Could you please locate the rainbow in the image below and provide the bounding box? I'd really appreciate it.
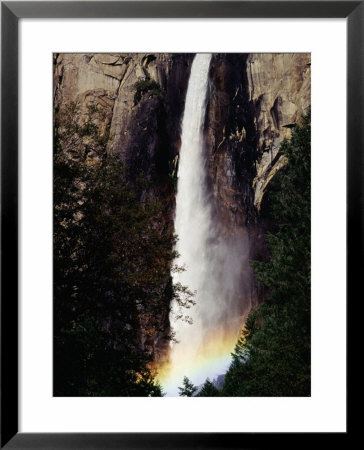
[157,326,242,396]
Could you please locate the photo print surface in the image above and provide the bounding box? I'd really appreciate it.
[53,53,311,397]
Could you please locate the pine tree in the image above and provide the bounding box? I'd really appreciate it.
[222,109,311,397]
[197,378,220,397]
[178,376,198,397]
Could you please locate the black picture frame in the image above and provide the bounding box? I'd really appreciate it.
[1,1,357,448]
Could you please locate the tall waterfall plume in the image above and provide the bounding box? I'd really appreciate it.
[161,53,252,396]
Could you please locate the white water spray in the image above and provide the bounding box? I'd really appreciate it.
[163,54,251,396]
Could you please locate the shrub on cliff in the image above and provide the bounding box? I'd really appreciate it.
[134,78,162,105]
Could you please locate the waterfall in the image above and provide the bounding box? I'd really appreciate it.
[162,54,251,396]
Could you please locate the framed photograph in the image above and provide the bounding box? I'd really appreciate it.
[1,1,356,448]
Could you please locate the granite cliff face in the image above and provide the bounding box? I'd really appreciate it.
[54,52,310,355]
[54,52,310,216]
[204,53,310,274]
[205,53,310,221]
[246,53,311,210]
[54,53,193,196]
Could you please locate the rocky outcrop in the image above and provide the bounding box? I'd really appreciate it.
[247,53,311,210]
[54,53,122,139]
[205,53,310,226]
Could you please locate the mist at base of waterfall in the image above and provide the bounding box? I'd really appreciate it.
[161,53,252,396]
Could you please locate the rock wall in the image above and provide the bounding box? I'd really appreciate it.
[247,53,311,210]
[205,53,310,220]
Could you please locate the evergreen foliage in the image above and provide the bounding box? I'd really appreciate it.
[178,376,198,397]
[222,109,311,397]
[196,378,220,397]
[54,102,191,396]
